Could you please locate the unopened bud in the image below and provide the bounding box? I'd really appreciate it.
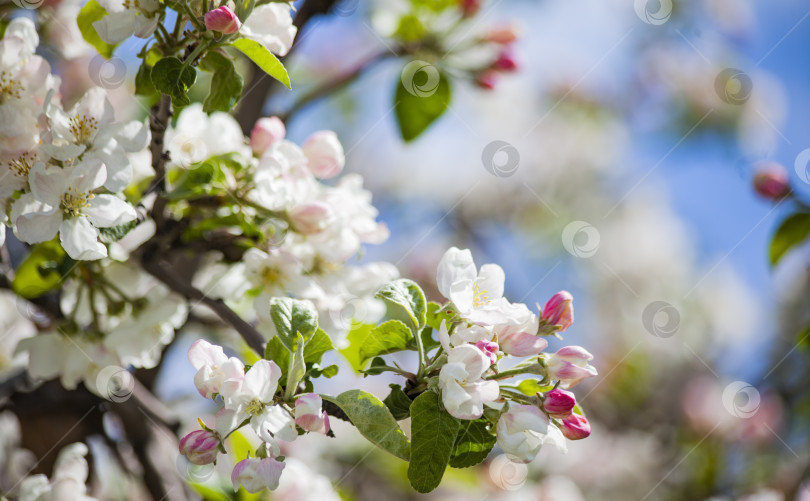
[179,430,220,465]
[475,70,498,90]
[542,388,576,419]
[204,6,241,35]
[541,291,573,332]
[560,413,591,440]
[753,163,791,200]
[250,116,286,155]
[288,201,334,235]
[492,50,518,72]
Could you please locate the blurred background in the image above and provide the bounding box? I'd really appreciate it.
[4,0,810,499]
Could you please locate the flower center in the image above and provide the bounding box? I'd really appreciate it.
[69,115,99,144]
[0,71,23,102]
[61,187,94,217]
[261,266,281,284]
[472,282,490,308]
[246,398,264,416]
[7,152,35,179]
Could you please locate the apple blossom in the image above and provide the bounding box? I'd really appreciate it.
[18,443,96,501]
[289,201,334,235]
[439,344,500,419]
[494,305,548,356]
[241,3,298,57]
[188,339,245,399]
[560,413,591,440]
[232,456,286,493]
[496,404,567,463]
[205,6,242,34]
[545,346,598,388]
[219,359,297,442]
[251,116,287,155]
[92,0,160,44]
[436,247,516,325]
[179,430,221,465]
[295,393,331,434]
[302,131,346,179]
[543,389,576,419]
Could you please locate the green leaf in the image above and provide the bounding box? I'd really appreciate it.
[77,0,117,59]
[394,65,451,142]
[269,297,318,349]
[264,336,289,376]
[770,213,810,266]
[304,328,334,364]
[135,63,157,98]
[230,38,291,89]
[515,379,552,396]
[200,51,243,113]
[424,301,451,331]
[97,221,136,244]
[313,363,339,378]
[407,391,460,493]
[322,390,410,461]
[340,323,373,372]
[448,419,495,468]
[376,279,427,331]
[12,240,72,299]
[360,320,413,364]
[166,159,227,200]
[285,332,306,400]
[383,384,413,420]
[151,56,197,108]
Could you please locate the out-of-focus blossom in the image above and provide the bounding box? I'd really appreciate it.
[232,456,286,493]
[241,3,297,57]
[496,404,567,463]
[753,162,791,200]
[251,116,286,155]
[302,131,345,179]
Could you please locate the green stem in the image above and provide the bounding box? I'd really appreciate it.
[413,322,426,379]
[499,388,536,405]
[485,363,544,381]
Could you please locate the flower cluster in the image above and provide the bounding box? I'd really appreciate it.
[16,262,188,395]
[0,19,147,261]
[179,338,331,493]
[434,247,597,462]
[17,442,96,501]
[168,105,396,340]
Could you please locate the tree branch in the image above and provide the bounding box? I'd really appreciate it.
[146,95,172,227]
[139,257,266,354]
[279,51,396,122]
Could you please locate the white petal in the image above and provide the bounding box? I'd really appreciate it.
[477,264,505,300]
[85,195,136,228]
[92,12,136,44]
[15,209,61,244]
[29,163,66,207]
[436,247,476,299]
[71,158,107,193]
[59,217,106,260]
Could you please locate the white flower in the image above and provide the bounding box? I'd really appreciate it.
[166,104,250,167]
[219,359,297,442]
[302,131,345,179]
[103,287,188,368]
[294,393,330,434]
[496,404,567,463]
[493,303,548,356]
[273,458,342,501]
[188,339,245,399]
[14,159,136,260]
[438,332,499,419]
[231,456,286,493]
[436,247,515,325]
[92,0,160,44]
[18,442,96,501]
[241,3,297,57]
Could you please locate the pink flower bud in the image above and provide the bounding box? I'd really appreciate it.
[753,163,791,200]
[541,291,574,331]
[545,346,597,388]
[204,6,241,35]
[460,0,480,17]
[560,413,590,440]
[179,430,220,465]
[295,393,330,434]
[483,25,520,44]
[475,70,498,90]
[543,389,576,419]
[475,339,499,365]
[302,130,345,179]
[250,116,286,155]
[493,50,518,72]
[288,201,334,235]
